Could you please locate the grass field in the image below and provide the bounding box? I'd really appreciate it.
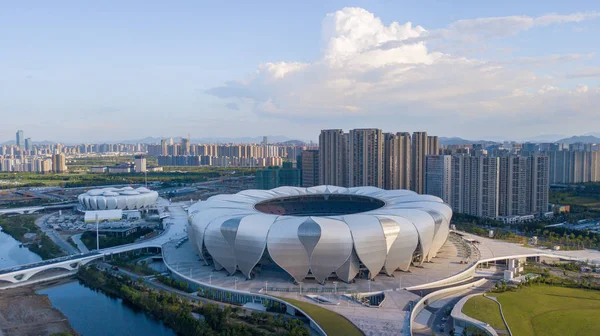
[468,285,600,336]
[278,297,364,336]
[462,295,506,331]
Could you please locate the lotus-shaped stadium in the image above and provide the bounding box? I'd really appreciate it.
[187,185,452,284]
[78,187,158,210]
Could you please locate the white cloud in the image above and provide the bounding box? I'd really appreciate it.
[207,8,600,138]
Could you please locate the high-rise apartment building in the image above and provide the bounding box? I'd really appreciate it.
[16,130,24,149]
[161,139,168,156]
[319,129,348,187]
[427,136,439,156]
[499,155,529,216]
[301,150,319,187]
[530,155,550,214]
[134,155,147,173]
[181,137,191,156]
[348,128,384,188]
[52,153,67,173]
[411,132,428,193]
[425,155,452,204]
[547,149,600,184]
[383,132,411,189]
[451,155,499,218]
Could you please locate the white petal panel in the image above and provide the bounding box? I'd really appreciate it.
[343,214,387,278]
[309,217,353,283]
[267,217,310,283]
[204,216,241,274]
[377,215,419,273]
[336,248,360,283]
[234,214,276,279]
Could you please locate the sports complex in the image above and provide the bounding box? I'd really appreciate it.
[187,185,452,284]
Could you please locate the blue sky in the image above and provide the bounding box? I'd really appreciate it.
[1,1,599,142]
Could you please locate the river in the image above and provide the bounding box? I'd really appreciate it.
[38,281,176,336]
[0,229,175,336]
[0,228,42,268]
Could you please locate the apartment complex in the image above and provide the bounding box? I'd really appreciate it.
[383,132,411,190]
[300,150,319,187]
[317,128,439,191]
[319,129,348,187]
[348,128,384,187]
[425,155,452,204]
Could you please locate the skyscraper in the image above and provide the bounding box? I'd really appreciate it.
[319,129,348,187]
[52,153,67,173]
[451,155,499,218]
[16,130,24,149]
[411,132,428,193]
[182,137,191,156]
[427,136,439,155]
[383,132,411,190]
[161,139,168,156]
[425,155,452,204]
[301,150,319,187]
[134,155,147,173]
[24,138,32,151]
[499,155,529,216]
[348,128,383,188]
[529,155,550,214]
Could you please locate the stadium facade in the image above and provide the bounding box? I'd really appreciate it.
[187,185,452,284]
[78,187,158,210]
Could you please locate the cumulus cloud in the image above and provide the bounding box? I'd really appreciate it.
[207,8,600,137]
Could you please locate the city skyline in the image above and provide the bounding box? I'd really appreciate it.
[2,1,600,142]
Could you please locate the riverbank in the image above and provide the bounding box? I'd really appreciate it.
[78,265,311,336]
[0,215,64,260]
[0,281,77,336]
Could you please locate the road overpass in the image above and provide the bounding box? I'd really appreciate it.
[0,203,78,215]
[0,199,188,288]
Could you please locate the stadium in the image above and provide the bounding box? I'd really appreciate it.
[78,187,158,211]
[187,185,452,284]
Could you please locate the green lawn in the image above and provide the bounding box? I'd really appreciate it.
[462,295,506,331]
[488,285,600,336]
[278,297,364,336]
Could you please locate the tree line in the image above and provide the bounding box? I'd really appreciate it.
[78,265,310,336]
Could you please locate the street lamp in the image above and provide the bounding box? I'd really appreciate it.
[265,281,268,294]
[299,282,303,296]
[333,281,338,302]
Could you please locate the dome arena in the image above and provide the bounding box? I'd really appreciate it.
[78,187,158,211]
[187,185,452,284]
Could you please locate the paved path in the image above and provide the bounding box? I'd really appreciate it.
[71,234,90,253]
[34,214,78,255]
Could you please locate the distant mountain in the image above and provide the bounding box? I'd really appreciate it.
[280,140,309,146]
[438,137,493,146]
[520,134,566,143]
[556,135,600,144]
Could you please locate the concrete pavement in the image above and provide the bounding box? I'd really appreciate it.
[34,214,78,255]
[71,234,90,253]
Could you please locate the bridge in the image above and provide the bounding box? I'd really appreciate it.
[0,203,78,215]
[0,199,188,289]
